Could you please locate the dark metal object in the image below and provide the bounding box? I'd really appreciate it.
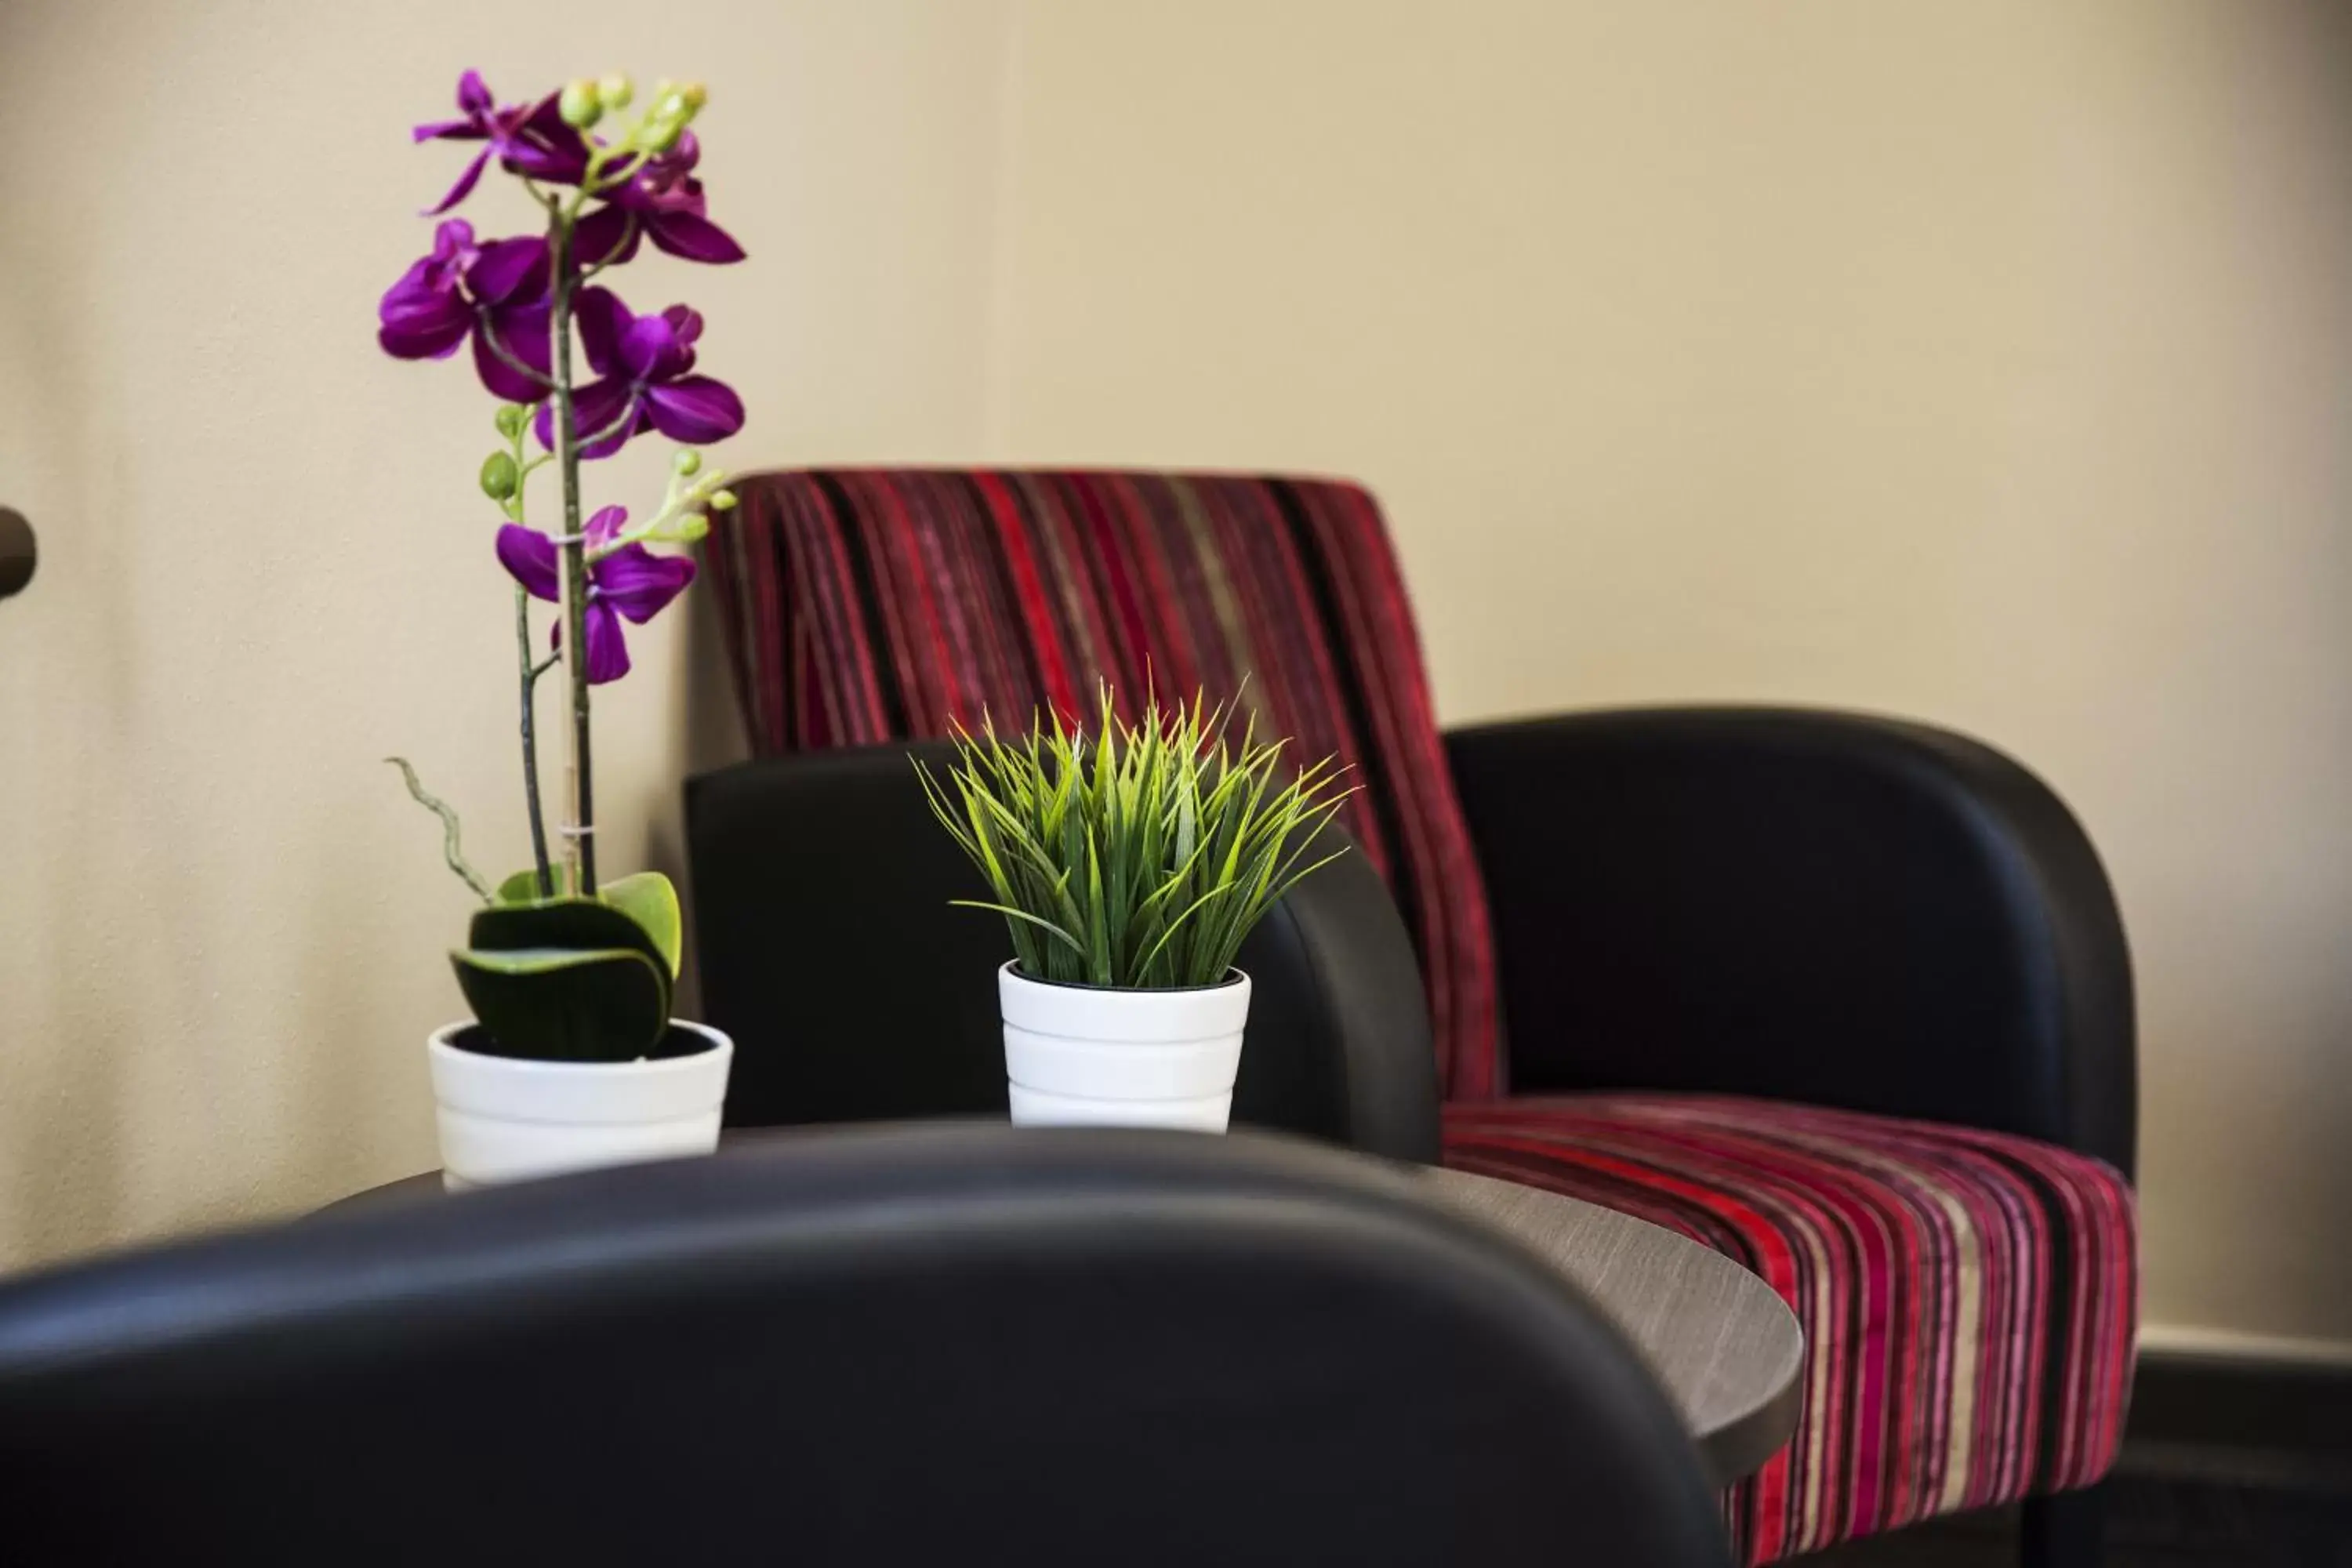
[0,510,33,602]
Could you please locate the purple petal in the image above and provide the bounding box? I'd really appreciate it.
[495,525,560,602]
[582,601,632,684]
[502,141,589,185]
[378,252,448,315]
[572,287,631,378]
[379,254,434,302]
[427,216,477,270]
[423,147,491,216]
[643,376,746,445]
[499,96,591,185]
[466,236,549,305]
[585,505,629,546]
[377,284,472,359]
[647,212,746,264]
[592,543,697,624]
[456,70,494,116]
[379,315,471,361]
[573,205,641,270]
[575,376,641,458]
[412,117,483,144]
[533,376,638,457]
[471,300,552,401]
[617,314,686,382]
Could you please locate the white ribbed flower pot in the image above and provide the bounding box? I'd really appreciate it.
[427,1020,734,1191]
[998,962,1250,1132]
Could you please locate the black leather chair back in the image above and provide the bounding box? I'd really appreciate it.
[687,742,1441,1161]
[1445,709,2136,1174]
[0,1127,1728,1566]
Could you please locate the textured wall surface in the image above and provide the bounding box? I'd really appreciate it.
[987,0,2352,1349]
[0,0,1015,1261]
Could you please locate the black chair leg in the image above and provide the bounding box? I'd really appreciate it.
[2020,1483,2107,1567]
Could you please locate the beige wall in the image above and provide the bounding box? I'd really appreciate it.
[988,0,2352,1352]
[0,0,1015,1261]
[4,0,2348,1358]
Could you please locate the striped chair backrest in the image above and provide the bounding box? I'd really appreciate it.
[703,469,1501,1099]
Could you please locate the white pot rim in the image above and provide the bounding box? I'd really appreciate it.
[1000,964,1247,995]
[998,960,1252,1046]
[428,1018,729,1080]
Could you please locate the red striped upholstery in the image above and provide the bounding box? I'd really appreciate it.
[705,469,1501,1098]
[1445,1096,2136,1563]
[705,467,2137,1562]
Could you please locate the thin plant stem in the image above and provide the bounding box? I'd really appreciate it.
[497,410,555,900]
[547,197,597,895]
[514,583,554,897]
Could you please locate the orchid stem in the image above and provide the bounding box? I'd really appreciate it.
[515,585,554,898]
[547,196,597,895]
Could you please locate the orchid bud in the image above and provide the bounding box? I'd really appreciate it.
[709,488,739,512]
[559,78,603,129]
[673,449,702,477]
[599,74,633,110]
[640,114,684,154]
[493,403,529,440]
[681,82,708,111]
[679,514,711,543]
[479,451,519,502]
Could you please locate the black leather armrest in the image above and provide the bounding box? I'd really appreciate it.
[1443,708,2135,1175]
[686,743,1440,1162]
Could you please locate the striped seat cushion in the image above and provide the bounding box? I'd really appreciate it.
[706,468,1502,1097]
[1443,1094,2137,1565]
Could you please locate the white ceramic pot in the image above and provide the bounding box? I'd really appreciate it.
[427,1020,734,1191]
[998,962,1250,1132]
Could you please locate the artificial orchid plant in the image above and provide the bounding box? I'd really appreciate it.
[380,70,745,1062]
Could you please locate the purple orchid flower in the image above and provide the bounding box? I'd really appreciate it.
[376,219,553,402]
[495,507,695,684]
[412,70,590,215]
[533,288,744,459]
[574,133,746,267]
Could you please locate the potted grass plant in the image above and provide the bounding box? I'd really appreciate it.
[919,691,1353,1131]
[377,68,750,1188]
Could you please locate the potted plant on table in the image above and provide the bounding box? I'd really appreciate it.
[919,691,1353,1131]
[377,68,750,1188]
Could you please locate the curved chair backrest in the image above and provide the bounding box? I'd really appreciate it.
[702,467,1504,1101]
[0,1127,1728,1568]
[687,740,1442,1162]
[1444,708,2137,1174]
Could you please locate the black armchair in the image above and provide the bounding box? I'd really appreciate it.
[692,466,2140,1566]
[0,1126,1730,1567]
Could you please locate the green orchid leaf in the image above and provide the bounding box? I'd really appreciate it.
[450,946,668,1063]
[597,871,683,978]
[494,867,561,906]
[465,897,673,1041]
